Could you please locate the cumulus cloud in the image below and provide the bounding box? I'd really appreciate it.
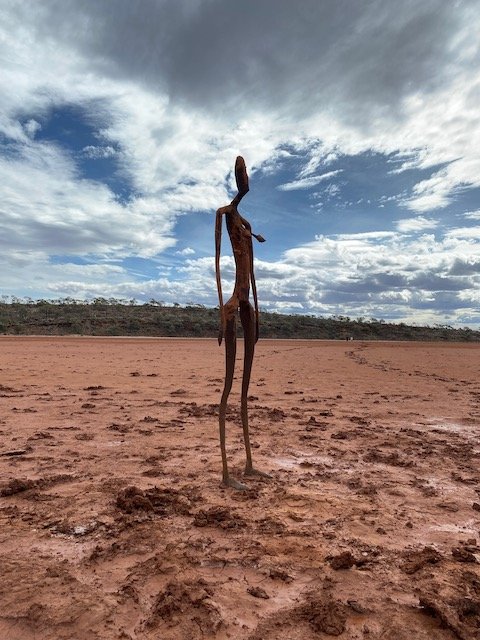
[2,1,479,208]
[0,140,176,257]
[85,227,476,326]
[13,223,477,328]
[0,1,479,325]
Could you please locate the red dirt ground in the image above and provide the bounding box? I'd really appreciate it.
[0,337,479,639]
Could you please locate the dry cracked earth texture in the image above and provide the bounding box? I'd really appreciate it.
[0,337,479,639]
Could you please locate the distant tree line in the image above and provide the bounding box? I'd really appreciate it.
[0,297,478,341]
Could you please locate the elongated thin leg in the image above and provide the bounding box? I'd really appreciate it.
[240,301,271,478]
[219,302,247,489]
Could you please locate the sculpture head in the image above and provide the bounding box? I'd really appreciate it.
[235,156,249,198]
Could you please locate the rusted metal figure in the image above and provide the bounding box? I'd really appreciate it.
[215,156,270,489]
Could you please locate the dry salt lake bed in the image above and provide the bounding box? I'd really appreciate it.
[1,337,479,639]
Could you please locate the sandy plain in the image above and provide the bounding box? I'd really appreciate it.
[0,337,479,639]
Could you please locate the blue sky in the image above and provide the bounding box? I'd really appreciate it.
[1,1,479,327]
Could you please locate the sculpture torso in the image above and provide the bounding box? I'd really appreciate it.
[224,205,252,303]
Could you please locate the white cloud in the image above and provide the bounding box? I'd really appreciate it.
[157,226,479,325]
[0,1,479,326]
[1,1,478,216]
[81,145,116,159]
[396,216,438,233]
[278,170,343,192]
[444,226,480,240]
[464,209,480,220]
[0,140,176,257]
[322,183,341,198]
[10,223,475,327]
[24,119,41,138]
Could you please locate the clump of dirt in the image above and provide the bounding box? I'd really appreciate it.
[349,415,369,425]
[1,474,76,497]
[268,567,294,582]
[328,551,356,570]
[452,546,478,564]
[193,506,246,529]
[255,516,285,534]
[141,415,158,423]
[0,478,36,496]
[330,431,352,440]
[437,500,460,512]
[0,384,22,393]
[247,588,348,640]
[108,422,130,433]
[265,407,287,420]
[419,592,480,640]
[170,388,187,396]
[231,487,261,501]
[179,402,217,417]
[304,416,329,431]
[299,592,348,636]
[115,485,191,516]
[462,570,480,594]
[146,579,222,636]
[402,546,442,574]
[75,432,95,440]
[116,486,154,512]
[364,448,413,467]
[247,586,270,599]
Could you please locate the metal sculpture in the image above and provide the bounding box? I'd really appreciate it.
[215,156,270,489]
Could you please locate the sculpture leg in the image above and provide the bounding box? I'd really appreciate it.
[219,302,248,490]
[240,301,271,479]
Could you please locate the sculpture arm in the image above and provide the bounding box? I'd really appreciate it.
[240,213,264,343]
[240,213,265,244]
[215,208,225,345]
[250,239,260,343]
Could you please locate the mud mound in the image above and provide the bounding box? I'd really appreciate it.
[328,551,356,570]
[364,448,414,467]
[115,485,192,516]
[0,474,76,497]
[256,516,286,534]
[300,593,348,636]
[146,579,222,637]
[0,478,36,496]
[193,505,247,529]
[248,589,348,639]
[179,402,217,417]
[402,546,442,574]
[420,593,480,639]
[417,568,480,639]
